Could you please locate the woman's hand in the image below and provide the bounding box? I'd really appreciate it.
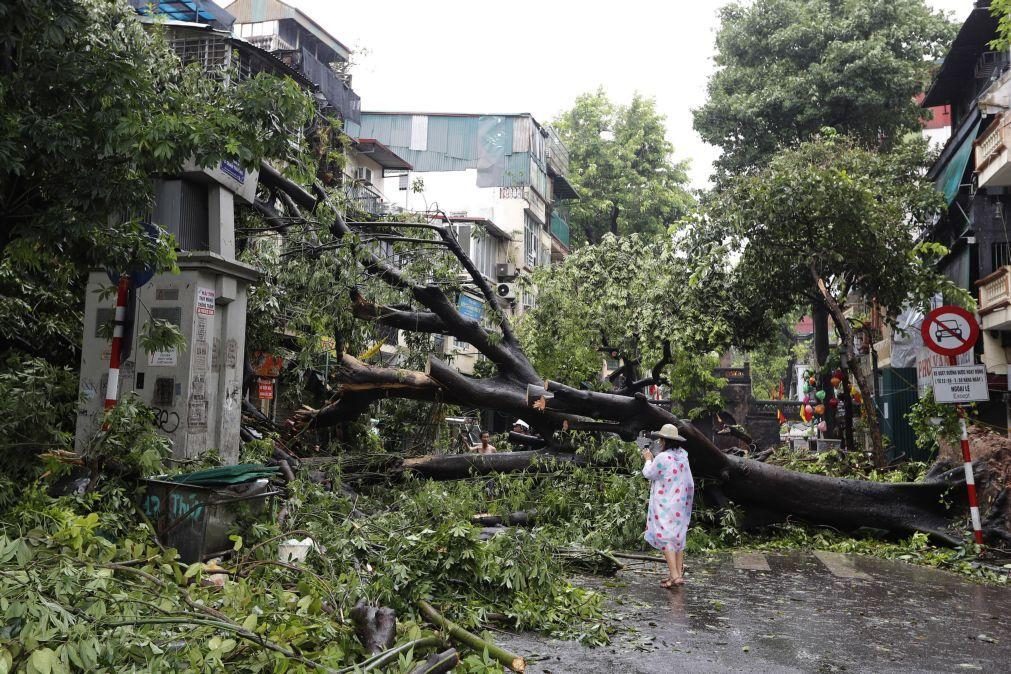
[641,449,653,462]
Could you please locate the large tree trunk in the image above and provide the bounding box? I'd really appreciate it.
[304,355,971,544]
[812,272,885,465]
[259,183,991,547]
[811,301,839,440]
[402,450,593,479]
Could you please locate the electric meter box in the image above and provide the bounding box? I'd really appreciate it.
[75,166,260,464]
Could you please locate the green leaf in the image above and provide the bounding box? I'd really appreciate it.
[27,648,56,674]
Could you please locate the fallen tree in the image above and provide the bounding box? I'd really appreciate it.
[263,176,1005,547]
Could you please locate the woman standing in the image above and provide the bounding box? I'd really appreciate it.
[641,424,694,588]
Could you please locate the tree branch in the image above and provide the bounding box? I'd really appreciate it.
[350,289,449,334]
[434,212,521,347]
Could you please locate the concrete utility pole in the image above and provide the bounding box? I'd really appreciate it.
[75,161,260,464]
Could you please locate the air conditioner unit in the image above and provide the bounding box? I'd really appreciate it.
[495,262,517,280]
[495,282,517,300]
[354,167,373,184]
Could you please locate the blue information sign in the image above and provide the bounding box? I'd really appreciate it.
[457,293,485,321]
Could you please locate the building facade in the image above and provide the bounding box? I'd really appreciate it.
[358,111,579,372]
[919,0,1010,433]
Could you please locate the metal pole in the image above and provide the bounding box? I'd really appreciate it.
[948,353,984,546]
[103,274,131,414]
[957,406,985,546]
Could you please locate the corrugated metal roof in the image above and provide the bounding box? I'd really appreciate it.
[360,113,554,187]
[360,114,412,148]
[446,117,478,160]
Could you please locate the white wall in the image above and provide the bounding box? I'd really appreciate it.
[347,152,388,201]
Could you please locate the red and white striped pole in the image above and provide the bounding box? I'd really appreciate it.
[957,406,985,546]
[947,353,984,546]
[103,274,131,414]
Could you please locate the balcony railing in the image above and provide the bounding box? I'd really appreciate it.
[550,211,570,249]
[974,114,1011,188]
[977,266,1011,316]
[295,47,360,124]
[976,116,1006,170]
[545,126,570,177]
[344,182,384,216]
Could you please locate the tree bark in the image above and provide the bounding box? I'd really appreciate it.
[351,601,397,655]
[812,269,885,465]
[811,301,838,439]
[409,649,459,674]
[608,202,620,237]
[403,451,592,479]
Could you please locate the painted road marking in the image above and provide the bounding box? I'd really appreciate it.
[733,551,771,571]
[813,551,870,579]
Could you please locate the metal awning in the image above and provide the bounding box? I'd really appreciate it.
[922,7,999,108]
[353,139,413,171]
[934,118,981,205]
[452,217,510,241]
[552,174,579,200]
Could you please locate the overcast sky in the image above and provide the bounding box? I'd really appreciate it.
[243,0,977,188]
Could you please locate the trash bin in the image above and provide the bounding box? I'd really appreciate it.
[139,464,280,563]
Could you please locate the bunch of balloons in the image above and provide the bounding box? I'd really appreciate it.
[799,367,860,433]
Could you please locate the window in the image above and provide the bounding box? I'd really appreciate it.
[472,229,499,280]
[454,224,498,280]
[236,21,278,39]
[524,214,541,268]
[993,241,1011,273]
[521,287,536,312]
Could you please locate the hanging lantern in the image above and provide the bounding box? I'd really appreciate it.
[828,397,839,408]
[833,368,843,379]
[817,420,828,433]
[805,404,814,416]
[830,376,842,388]
[809,376,817,386]
[814,404,826,416]
[803,395,811,404]
[815,390,827,402]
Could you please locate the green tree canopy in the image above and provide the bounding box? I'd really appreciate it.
[702,134,959,320]
[552,90,694,247]
[692,133,966,460]
[0,0,313,361]
[693,0,954,180]
[517,232,773,416]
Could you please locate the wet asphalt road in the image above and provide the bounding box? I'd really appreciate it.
[495,551,1011,673]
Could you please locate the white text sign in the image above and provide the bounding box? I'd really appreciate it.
[931,365,989,403]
